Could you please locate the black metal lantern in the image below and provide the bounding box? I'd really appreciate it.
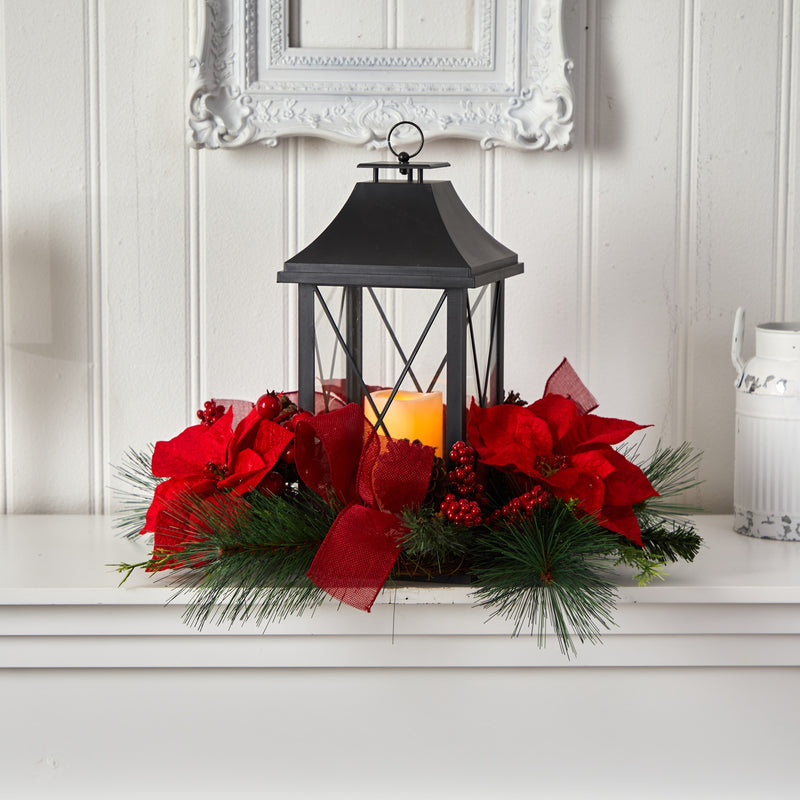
[278,124,524,455]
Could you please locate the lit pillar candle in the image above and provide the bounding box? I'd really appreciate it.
[365,389,444,456]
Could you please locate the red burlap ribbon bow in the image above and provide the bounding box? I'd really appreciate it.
[295,403,434,612]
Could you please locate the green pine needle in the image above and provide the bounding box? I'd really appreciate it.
[115,485,336,630]
[167,487,335,629]
[642,440,703,500]
[396,506,474,578]
[469,501,620,657]
[639,519,703,563]
[626,439,704,525]
[613,545,667,586]
[112,446,161,539]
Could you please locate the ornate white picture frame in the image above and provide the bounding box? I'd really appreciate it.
[187,0,574,151]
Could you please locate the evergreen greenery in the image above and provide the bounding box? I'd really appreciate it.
[469,502,620,656]
[395,506,474,578]
[112,439,704,654]
[112,446,161,540]
[175,487,335,629]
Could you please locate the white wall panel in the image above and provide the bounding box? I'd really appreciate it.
[498,0,585,403]
[1,0,799,512]
[1,1,91,512]
[200,147,287,402]
[100,0,191,512]
[788,0,800,318]
[590,1,684,450]
[689,0,782,510]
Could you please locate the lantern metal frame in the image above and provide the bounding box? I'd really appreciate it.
[278,151,523,451]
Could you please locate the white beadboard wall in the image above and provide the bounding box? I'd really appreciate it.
[0,0,798,514]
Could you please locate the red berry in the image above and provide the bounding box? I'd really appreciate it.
[258,471,285,496]
[197,399,225,426]
[256,392,282,420]
[280,444,295,464]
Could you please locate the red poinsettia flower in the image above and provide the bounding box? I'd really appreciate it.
[150,406,234,481]
[142,404,294,562]
[467,394,657,545]
[143,475,219,565]
[217,405,294,494]
[143,409,235,557]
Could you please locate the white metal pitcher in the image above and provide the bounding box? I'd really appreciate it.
[732,307,800,540]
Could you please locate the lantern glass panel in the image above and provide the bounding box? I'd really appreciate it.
[310,286,349,411]
[375,287,448,392]
[313,286,449,407]
[310,283,501,421]
[466,285,501,408]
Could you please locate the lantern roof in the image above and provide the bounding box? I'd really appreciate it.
[278,160,524,290]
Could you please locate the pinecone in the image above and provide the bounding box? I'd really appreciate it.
[503,390,527,405]
[425,455,449,506]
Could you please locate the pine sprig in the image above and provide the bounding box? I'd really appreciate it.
[469,501,620,657]
[613,545,667,586]
[611,442,704,582]
[639,519,703,563]
[112,446,162,539]
[114,486,336,629]
[643,440,703,500]
[627,440,703,525]
[613,519,703,586]
[167,487,335,629]
[396,506,474,578]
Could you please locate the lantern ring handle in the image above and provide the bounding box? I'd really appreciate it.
[387,121,424,162]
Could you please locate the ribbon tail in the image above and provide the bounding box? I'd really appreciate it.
[306,504,406,612]
[543,358,599,415]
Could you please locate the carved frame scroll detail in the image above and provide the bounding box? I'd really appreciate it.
[187,0,574,151]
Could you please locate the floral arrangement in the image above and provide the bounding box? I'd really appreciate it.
[115,360,702,656]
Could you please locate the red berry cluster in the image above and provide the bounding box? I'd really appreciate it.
[255,391,313,468]
[488,485,550,525]
[440,494,483,526]
[196,399,225,426]
[439,441,488,527]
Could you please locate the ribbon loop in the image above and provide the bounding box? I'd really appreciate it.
[299,404,435,611]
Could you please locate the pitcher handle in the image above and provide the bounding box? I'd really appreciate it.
[731,306,745,383]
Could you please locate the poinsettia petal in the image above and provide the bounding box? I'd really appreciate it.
[597,505,644,546]
[219,466,269,495]
[561,413,650,453]
[545,466,605,515]
[596,448,658,506]
[150,409,233,478]
[142,476,218,562]
[252,418,294,469]
[528,394,578,444]
[222,416,293,495]
[570,447,617,480]
[228,406,263,459]
[467,401,552,475]
[223,448,265,478]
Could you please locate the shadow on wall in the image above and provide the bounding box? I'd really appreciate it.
[7,206,88,365]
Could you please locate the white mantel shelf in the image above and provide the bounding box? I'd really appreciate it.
[2,514,800,669]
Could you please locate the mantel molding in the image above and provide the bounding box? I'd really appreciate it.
[2,516,800,668]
